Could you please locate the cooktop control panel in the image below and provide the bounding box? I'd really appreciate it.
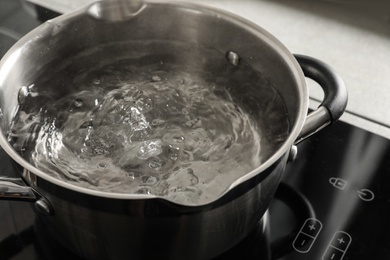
[273,120,390,260]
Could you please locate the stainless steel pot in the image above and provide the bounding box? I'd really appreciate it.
[0,1,347,259]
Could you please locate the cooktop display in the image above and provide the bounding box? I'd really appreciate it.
[1,1,390,259]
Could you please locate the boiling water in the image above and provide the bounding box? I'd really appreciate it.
[8,41,289,205]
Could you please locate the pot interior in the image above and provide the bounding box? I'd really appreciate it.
[0,1,306,204]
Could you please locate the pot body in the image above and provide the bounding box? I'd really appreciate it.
[0,1,347,259]
[24,154,286,260]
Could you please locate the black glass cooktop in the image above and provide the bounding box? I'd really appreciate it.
[1,1,390,259]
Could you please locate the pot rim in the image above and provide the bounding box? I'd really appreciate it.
[0,0,308,206]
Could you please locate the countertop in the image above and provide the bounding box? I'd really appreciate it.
[25,0,390,138]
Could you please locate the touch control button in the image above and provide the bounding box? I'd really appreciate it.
[322,231,352,260]
[331,231,352,251]
[301,218,323,237]
[293,233,314,253]
[357,189,375,202]
[293,218,323,253]
[323,247,344,260]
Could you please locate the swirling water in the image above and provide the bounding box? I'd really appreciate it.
[8,41,289,205]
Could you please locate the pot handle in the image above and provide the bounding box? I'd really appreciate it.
[0,176,54,215]
[293,54,348,144]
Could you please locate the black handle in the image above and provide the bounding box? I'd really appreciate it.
[294,54,348,143]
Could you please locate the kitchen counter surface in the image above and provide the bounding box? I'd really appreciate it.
[25,0,390,138]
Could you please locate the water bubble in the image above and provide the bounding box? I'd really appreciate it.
[187,168,199,185]
[169,144,180,150]
[151,75,162,82]
[74,98,83,107]
[224,136,233,150]
[173,90,180,97]
[141,175,158,185]
[97,163,107,169]
[93,78,101,85]
[93,147,109,155]
[178,78,185,85]
[132,90,143,100]
[181,108,189,115]
[136,187,151,195]
[136,97,154,111]
[27,84,39,97]
[185,117,202,128]
[148,158,164,170]
[151,119,166,127]
[127,172,135,179]
[122,106,150,131]
[168,145,179,160]
[173,136,185,143]
[18,86,29,105]
[181,150,193,161]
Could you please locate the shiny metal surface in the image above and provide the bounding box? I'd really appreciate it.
[296,107,331,144]
[0,176,55,215]
[25,159,284,260]
[294,54,348,143]
[287,145,298,163]
[0,177,37,201]
[0,1,347,259]
[87,0,145,21]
